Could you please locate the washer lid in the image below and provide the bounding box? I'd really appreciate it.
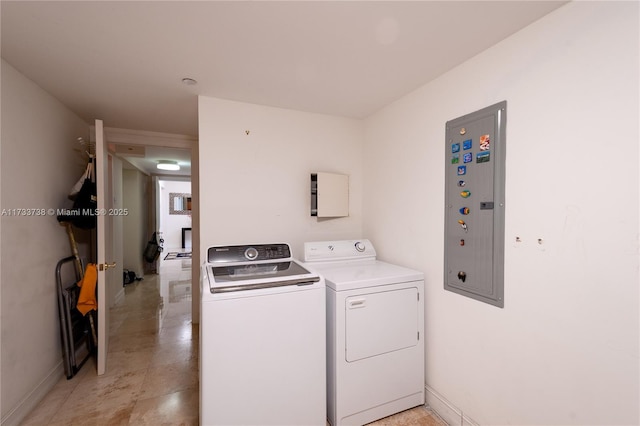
[306,259,423,291]
[205,260,321,293]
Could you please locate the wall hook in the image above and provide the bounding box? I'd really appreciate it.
[245,130,250,135]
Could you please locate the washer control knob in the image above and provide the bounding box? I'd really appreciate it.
[244,247,259,260]
[354,241,366,252]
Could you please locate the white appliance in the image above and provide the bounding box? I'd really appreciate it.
[304,239,425,426]
[201,243,326,426]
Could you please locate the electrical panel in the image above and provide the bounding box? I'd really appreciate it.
[444,101,506,308]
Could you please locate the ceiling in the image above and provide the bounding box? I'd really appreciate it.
[1,1,566,176]
[112,143,193,177]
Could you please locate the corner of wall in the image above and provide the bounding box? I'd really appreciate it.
[426,385,480,426]
[426,385,462,426]
[0,363,64,426]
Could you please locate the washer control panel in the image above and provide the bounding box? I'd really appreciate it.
[304,239,377,262]
[208,243,291,263]
[244,247,259,260]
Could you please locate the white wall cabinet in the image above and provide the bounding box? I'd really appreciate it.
[311,172,349,217]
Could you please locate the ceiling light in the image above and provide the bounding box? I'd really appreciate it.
[181,78,197,86]
[157,160,180,171]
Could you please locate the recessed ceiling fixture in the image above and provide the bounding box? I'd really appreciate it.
[181,77,197,86]
[157,160,180,171]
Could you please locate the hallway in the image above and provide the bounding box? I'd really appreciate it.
[20,257,198,425]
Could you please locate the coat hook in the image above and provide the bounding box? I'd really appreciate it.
[245,130,250,135]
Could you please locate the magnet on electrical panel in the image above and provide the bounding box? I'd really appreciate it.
[476,151,490,163]
[480,134,490,151]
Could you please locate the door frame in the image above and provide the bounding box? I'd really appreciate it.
[92,126,200,326]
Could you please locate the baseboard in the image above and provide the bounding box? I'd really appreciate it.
[425,385,479,426]
[425,385,463,425]
[462,413,480,426]
[1,361,64,426]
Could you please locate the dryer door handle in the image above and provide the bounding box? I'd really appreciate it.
[348,298,367,309]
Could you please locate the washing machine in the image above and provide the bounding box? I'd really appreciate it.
[304,239,425,426]
[201,243,326,426]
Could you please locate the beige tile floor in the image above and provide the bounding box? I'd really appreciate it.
[21,254,445,426]
[21,256,198,426]
[367,406,447,426]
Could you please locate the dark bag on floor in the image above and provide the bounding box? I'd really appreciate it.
[123,269,137,286]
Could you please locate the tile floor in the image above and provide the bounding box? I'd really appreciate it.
[21,256,198,426]
[367,406,446,426]
[21,254,446,426]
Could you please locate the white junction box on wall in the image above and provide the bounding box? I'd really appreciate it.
[311,172,349,218]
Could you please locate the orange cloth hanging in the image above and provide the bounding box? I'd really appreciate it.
[77,263,97,316]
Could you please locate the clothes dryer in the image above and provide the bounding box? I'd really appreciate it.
[304,239,425,426]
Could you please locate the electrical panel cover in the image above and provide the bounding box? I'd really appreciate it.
[444,101,506,308]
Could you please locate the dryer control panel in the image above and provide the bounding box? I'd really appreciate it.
[304,239,377,262]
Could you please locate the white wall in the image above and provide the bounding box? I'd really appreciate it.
[198,97,364,259]
[159,180,191,250]
[363,2,639,425]
[122,169,147,277]
[0,60,90,424]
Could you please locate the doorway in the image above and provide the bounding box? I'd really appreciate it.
[104,126,199,328]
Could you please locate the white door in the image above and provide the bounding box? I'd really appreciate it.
[95,119,115,375]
